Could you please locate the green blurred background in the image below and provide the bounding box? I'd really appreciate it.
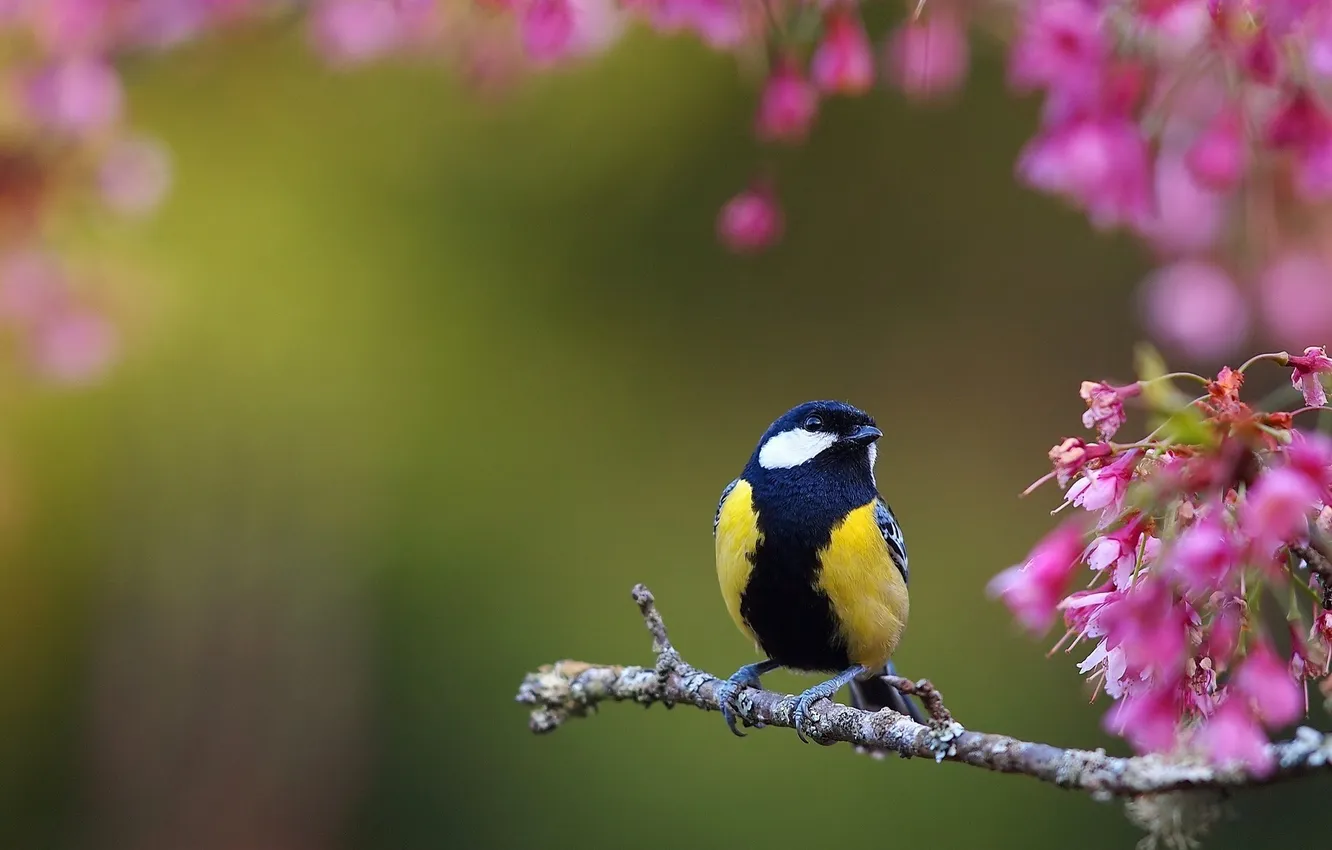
[0,23,1326,850]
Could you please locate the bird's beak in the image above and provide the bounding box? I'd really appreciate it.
[845,425,882,446]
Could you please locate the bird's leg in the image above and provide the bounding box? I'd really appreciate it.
[716,659,780,737]
[792,665,867,743]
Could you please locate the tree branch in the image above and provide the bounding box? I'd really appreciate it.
[514,584,1332,799]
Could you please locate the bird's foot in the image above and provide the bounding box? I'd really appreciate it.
[716,660,778,737]
[791,665,867,743]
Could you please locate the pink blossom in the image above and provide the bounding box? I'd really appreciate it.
[97,136,172,216]
[31,308,117,384]
[1103,684,1181,754]
[636,0,752,49]
[1289,345,1332,408]
[716,184,781,253]
[310,0,402,65]
[810,8,872,95]
[1169,513,1242,595]
[1136,152,1225,256]
[1312,610,1332,675]
[32,0,114,55]
[21,57,123,135]
[883,10,969,102]
[0,251,66,324]
[1018,115,1153,230]
[1196,699,1273,774]
[1232,640,1305,727]
[1258,253,1332,351]
[521,0,575,64]
[1186,107,1246,191]
[1267,89,1332,198]
[1061,586,1119,639]
[1085,515,1150,589]
[1204,603,1242,665]
[1067,450,1140,514]
[987,523,1086,634]
[1048,437,1112,487]
[1238,467,1319,557]
[1008,0,1107,99]
[1285,430,1332,494]
[1078,380,1140,440]
[1138,260,1248,362]
[1099,579,1190,684]
[755,60,818,144]
[1187,659,1219,717]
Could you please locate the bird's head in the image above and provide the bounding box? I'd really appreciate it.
[752,400,881,473]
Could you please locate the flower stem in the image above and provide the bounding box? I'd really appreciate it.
[1238,352,1290,373]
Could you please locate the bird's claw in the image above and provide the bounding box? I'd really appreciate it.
[716,665,766,737]
[716,680,746,737]
[792,686,832,743]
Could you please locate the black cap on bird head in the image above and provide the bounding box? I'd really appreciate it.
[751,400,882,472]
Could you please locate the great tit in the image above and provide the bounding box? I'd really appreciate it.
[712,400,924,742]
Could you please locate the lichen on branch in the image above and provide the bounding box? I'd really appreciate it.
[515,585,1332,799]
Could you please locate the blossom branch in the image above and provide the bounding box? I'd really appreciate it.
[515,585,1332,798]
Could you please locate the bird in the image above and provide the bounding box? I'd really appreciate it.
[712,400,925,742]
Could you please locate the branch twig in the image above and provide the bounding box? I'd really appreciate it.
[514,584,1332,799]
[1291,542,1332,608]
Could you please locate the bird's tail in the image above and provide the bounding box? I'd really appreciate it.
[847,662,928,757]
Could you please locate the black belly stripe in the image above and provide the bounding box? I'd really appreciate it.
[739,540,849,672]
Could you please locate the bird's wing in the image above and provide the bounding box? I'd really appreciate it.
[714,478,739,536]
[874,500,909,584]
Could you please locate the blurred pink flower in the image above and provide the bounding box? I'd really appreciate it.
[755,59,818,144]
[0,251,66,323]
[1289,345,1332,407]
[716,183,781,253]
[97,136,172,216]
[1196,699,1273,774]
[310,0,403,66]
[1233,640,1305,727]
[1008,0,1107,99]
[1204,604,1242,665]
[1103,685,1181,754]
[1099,579,1190,684]
[32,0,114,55]
[810,8,872,95]
[883,9,969,102]
[1258,252,1332,354]
[1186,107,1247,191]
[1238,467,1320,558]
[31,308,117,383]
[987,522,1086,634]
[1284,430,1332,494]
[1169,513,1242,596]
[632,0,751,49]
[1018,116,1153,230]
[1139,260,1248,362]
[21,56,123,135]
[1136,152,1225,255]
[521,0,575,64]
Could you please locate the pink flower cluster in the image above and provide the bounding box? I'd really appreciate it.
[991,347,1332,774]
[0,0,263,381]
[473,0,1332,359]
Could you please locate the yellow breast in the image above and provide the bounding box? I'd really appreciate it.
[714,479,761,648]
[816,501,909,670]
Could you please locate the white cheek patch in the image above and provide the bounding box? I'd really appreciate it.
[867,442,877,484]
[758,428,838,469]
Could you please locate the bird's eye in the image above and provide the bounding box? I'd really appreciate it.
[802,415,823,432]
